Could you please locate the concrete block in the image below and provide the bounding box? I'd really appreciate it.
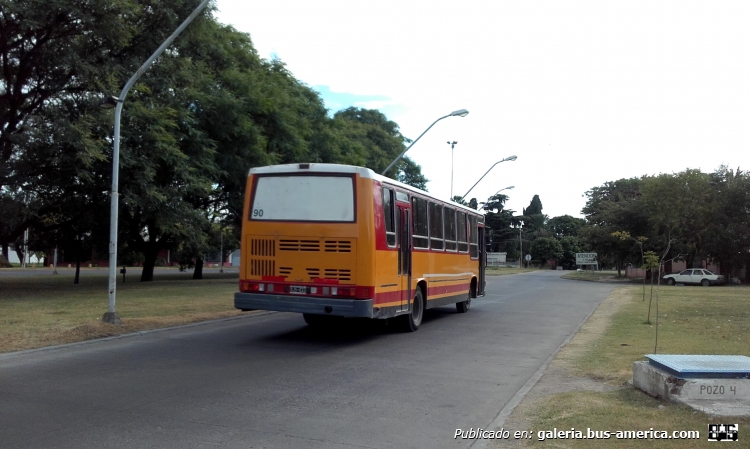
[633,361,750,417]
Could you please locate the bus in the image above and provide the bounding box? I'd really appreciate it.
[234,163,487,331]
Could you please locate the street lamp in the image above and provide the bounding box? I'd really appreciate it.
[459,155,517,201]
[447,141,457,198]
[100,0,211,325]
[382,109,469,176]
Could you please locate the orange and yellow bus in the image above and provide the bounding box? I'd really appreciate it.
[234,163,487,331]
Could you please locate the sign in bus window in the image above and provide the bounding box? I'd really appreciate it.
[251,175,354,222]
[429,202,444,250]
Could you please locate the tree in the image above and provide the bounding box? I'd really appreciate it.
[641,170,713,269]
[523,195,543,216]
[529,237,563,266]
[548,215,586,238]
[642,251,660,324]
[332,107,427,189]
[704,167,750,281]
[579,177,651,276]
[558,236,582,270]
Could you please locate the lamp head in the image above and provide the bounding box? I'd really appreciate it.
[504,155,518,161]
[450,109,469,117]
[99,95,120,110]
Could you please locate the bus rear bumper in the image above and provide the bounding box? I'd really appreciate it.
[234,292,374,318]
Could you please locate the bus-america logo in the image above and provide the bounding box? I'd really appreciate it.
[708,424,738,442]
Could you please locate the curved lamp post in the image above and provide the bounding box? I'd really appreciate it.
[99,0,211,324]
[381,109,468,176]
[459,155,517,201]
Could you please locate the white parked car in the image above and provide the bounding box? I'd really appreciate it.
[663,269,725,286]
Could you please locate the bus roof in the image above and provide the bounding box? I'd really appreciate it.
[248,163,483,216]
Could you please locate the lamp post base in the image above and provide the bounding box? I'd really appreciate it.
[102,312,122,325]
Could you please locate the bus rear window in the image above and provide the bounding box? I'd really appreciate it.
[250,175,355,222]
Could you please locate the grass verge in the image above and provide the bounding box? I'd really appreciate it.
[0,271,242,353]
[506,285,750,448]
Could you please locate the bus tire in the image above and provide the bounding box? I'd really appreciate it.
[402,289,424,332]
[456,293,471,313]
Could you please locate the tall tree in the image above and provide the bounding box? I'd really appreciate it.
[704,167,750,280]
[522,195,543,216]
[579,177,651,275]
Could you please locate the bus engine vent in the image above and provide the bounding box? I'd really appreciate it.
[324,269,351,281]
[324,240,352,252]
[250,259,275,277]
[251,239,276,256]
[306,268,320,279]
[279,239,320,252]
[279,267,292,276]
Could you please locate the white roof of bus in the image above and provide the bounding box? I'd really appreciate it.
[248,163,482,215]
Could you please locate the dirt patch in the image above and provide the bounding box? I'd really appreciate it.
[489,288,633,448]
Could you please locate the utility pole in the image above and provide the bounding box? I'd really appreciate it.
[447,141,457,198]
[519,225,523,268]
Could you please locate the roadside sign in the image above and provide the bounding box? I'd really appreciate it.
[525,254,531,261]
[575,253,597,265]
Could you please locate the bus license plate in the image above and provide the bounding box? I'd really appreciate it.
[289,286,307,294]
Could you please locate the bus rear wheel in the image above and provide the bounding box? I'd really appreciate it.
[402,289,424,332]
[456,294,471,313]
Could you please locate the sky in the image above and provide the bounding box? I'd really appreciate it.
[214,0,750,218]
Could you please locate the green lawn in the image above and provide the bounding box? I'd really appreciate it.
[0,269,242,353]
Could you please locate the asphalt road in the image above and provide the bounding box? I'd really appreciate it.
[0,271,616,449]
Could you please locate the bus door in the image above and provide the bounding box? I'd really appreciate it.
[478,226,486,296]
[397,205,412,311]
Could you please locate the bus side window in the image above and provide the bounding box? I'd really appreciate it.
[444,207,457,251]
[429,202,444,250]
[457,212,468,253]
[469,215,479,259]
[383,187,396,247]
[412,197,429,249]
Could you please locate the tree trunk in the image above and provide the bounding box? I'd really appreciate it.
[2,243,8,260]
[74,246,81,284]
[141,244,159,282]
[616,260,622,278]
[193,257,203,280]
[16,246,25,267]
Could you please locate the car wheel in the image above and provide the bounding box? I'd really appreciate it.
[701,279,710,287]
[666,278,676,286]
[402,288,424,332]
